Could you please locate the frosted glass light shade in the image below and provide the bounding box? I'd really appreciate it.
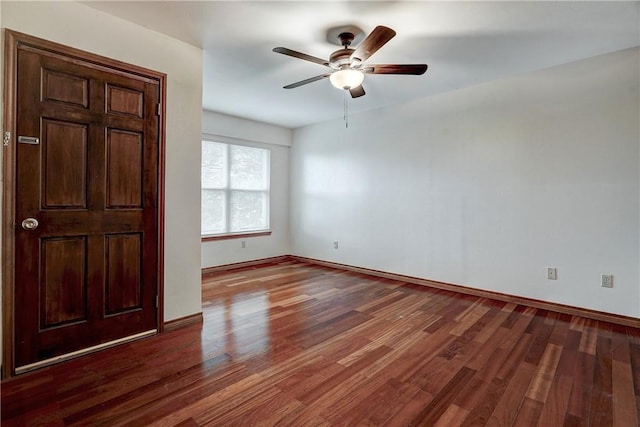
[330,69,364,90]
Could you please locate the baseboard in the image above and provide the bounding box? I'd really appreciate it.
[201,255,293,276]
[289,255,640,328]
[163,312,203,331]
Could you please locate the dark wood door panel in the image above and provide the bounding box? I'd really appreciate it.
[105,233,142,314]
[40,236,88,328]
[42,69,89,108]
[106,85,144,118]
[41,119,88,209]
[12,37,161,369]
[106,129,143,208]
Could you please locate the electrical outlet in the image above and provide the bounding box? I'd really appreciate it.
[546,267,557,280]
[601,274,613,288]
[333,241,339,250]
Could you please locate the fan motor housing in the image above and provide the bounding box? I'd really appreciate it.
[329,48,354,66]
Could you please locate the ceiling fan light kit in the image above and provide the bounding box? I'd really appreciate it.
[329,69,365,90]
[273,25,428,99]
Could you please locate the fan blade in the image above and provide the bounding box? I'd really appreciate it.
[349,85,366,98]
[363,64,428,75]
[283,73,332,89]
[350,26,396,63]
[273,47,330,67]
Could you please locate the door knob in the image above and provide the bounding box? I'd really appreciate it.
[21,218,39,230]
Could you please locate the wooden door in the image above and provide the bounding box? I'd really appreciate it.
[9,35,162,372]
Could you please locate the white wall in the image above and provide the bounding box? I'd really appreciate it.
[201,110,292,268]
[291,47,640,318]
[1,2,203,322]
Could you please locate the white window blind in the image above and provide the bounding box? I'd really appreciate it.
[201,141,270,236]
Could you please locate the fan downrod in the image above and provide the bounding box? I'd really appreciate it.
[338,32,355,48]
[326,25,364,47]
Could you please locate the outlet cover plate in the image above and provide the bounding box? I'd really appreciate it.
[602,274,613,288]
[547,267,557,280]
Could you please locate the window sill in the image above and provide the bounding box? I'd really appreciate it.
[201,230,272,242]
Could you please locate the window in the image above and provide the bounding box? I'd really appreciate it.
[201,140,270,237]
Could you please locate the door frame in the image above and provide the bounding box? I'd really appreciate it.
[2,29,167,378]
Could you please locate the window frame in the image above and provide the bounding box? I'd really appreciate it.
[201,137,271,240]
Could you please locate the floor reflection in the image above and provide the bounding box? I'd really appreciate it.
[202,290,271,359]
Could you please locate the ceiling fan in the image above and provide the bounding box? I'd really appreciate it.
[273,25,428,98]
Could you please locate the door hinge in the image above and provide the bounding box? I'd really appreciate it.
[156,103,161,116]
[3,131,10,147]
[155,295,159,308]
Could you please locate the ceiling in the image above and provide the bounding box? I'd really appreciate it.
[83,1,639,129]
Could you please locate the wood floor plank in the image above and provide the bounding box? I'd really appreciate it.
[351,378,421,426]
[299,346,392,405]
[433,404,470,427]
[612,359,639,427]
[579,319,600,355]
[410,366,477,425]
[565,350,596,426]
[535,373,573,427]
[472,303,514,344]
[2,260,638,426]
[459,378,506,427]
[524,315,555,366]
[385,387,435,426]
[526,343,563,403]
[629,342,640,423]
[513,397,544,427]
[486,360,536,427]
[589,335,614,427]
[494,333,535,382]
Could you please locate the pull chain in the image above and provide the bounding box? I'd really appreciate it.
[343,90,349,128]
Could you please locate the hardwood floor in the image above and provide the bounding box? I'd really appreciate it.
[2,260,639,426]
